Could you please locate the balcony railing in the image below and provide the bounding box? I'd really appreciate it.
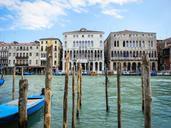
[16,56,29,59]
[15,63,29,66]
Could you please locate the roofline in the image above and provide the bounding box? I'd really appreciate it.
[39,38,61,40]
[63,28,104,35]
[110,30,156,34]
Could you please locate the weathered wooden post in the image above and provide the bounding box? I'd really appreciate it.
[12,66,16,100]
[44,41,53,128]
[63,52,70,128]
[141,74,144,112]
[72,66,76,128]
[80,65,82,108]
[18,79,28,128]
[105,65,109,112]
[142,54,152,128]
[76,63,81,118]
[21,67,24,79]
[117,62,121,128]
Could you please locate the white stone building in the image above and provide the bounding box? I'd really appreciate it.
[0,42,40,67]
[105,30,158,73]
[62,28,104,74]
[8,42,40,67]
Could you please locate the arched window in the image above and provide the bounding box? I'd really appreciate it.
[130,41,132,47]
[99,62,102,71]
[91,41,93,47]
[117,51,119,57]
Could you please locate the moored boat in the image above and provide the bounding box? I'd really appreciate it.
[0,79,5,86]
[0,95,44,124]
[23,72,33,75]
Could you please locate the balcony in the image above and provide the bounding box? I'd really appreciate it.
[15,63,29,66]
[0,56,8,59]
[16,56,29,59]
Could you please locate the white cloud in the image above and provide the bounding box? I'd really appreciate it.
[17,0,67,29]
[0,0,142,30]
[102,9,124,19]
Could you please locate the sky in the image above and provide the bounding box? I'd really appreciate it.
[0,0,170,42]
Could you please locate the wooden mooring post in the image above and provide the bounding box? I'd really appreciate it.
[117,63,121,128]
[12,66,16,100]
[76,63,81,119]
[18,79,28,128]
[105,66,109,112]
[21,67,24,79]
[44,41,53,128]
[141,74,144,112]
[72,66,76,128]
[63,52,70,128]
[80,65,82,108]
[142,54,152,128]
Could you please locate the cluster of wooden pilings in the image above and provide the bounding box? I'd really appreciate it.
[13,43,151,128]
[11,42,83,128]
[105,54,152,128]
[63,51,83,128]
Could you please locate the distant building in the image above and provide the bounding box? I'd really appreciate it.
[157,40,165,71]
[159,38,171,71]
[39,38,62,70]
[8,42,40,67]
[0,38,62,74]
[105,30,158,73]
[62,28,104,74]
[0,42,8,67]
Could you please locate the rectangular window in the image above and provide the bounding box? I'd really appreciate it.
[123,41,125,47]
[117,41,119,47]
[114,41,116,47]
[55,46,57,51]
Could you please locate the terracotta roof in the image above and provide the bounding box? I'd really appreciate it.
[0,42,39,46]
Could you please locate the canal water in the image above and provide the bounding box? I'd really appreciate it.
[0,75,171,128]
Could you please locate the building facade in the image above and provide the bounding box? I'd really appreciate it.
[105,30,158,73]
[157,40,165,71]
[163,38,171,70]
[0,38,62,74]
[62,28,104,74]
[39,38,62,70]
[0,42,8,67]
[8,42,40,67]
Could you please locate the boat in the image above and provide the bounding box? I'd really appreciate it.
[0,73,5,86]
[151,70,157,76]
[23,72,33,75]
[82,71,88,75]
[0,95,45,124]
[0,79,5,86]
[122,71,130,76]
[53,70,64,76]
[90,71,97,76]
